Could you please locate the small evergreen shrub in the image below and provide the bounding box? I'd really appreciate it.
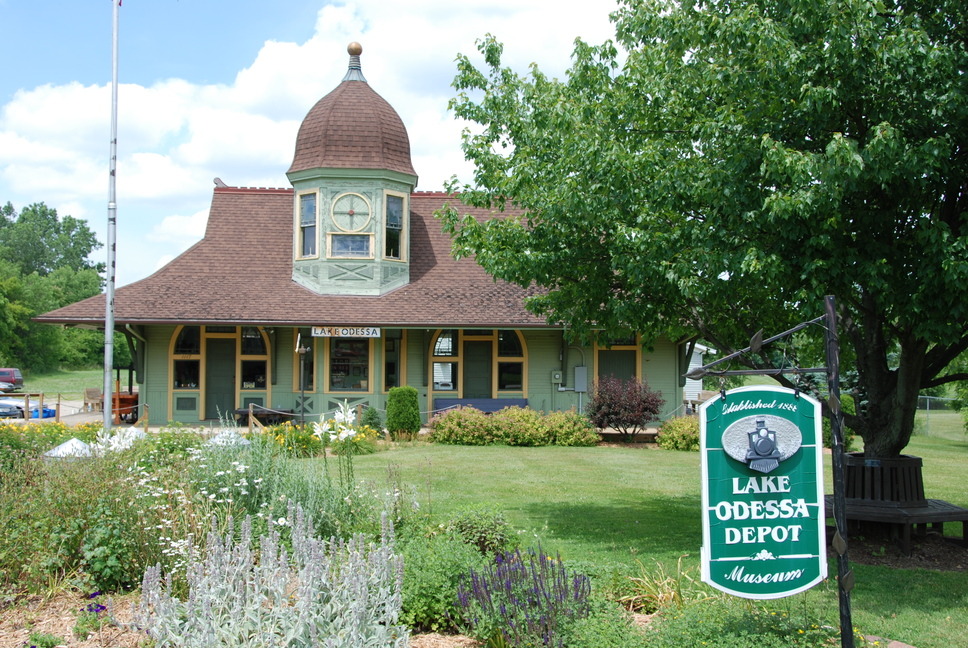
[360,405,384,432]
[445,506,519,555]
[456,547,592,648]
[386,386,421,439]
[656,416,700,452]
[585,377,665,442]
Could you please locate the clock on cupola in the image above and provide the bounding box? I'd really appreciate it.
[285,42,418,296]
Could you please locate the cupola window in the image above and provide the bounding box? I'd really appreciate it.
[298,192,318,258]
[385,193,405,259]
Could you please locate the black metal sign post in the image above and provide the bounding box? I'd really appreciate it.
[686,295,854,648]
[823,296,854,648]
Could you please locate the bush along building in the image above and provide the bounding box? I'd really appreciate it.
[38,44,689,426]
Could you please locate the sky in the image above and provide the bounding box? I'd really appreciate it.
[0,0,622,287]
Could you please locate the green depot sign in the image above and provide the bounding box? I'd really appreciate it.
[700,385,827,599]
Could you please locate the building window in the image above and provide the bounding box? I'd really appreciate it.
[299,192,317,258]
[173,359,199,389]
[172,326,200,389]
[174,326,200,354]
[431,330,459,391]
[384,329,402,391]
[497,330,524,391]
[385,193,404,259]
[597,335,639,381]
[240,327,268,390]
[330,233,371,257]
[330,338,370,391]
[430,329,527,396]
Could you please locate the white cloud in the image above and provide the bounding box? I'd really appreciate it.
[149,209,209,245]
[0,0,621,285]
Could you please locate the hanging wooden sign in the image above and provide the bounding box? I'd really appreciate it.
[700,385,827,599]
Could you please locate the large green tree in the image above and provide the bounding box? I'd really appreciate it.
[0,202,105,371]
[440,0,967,458]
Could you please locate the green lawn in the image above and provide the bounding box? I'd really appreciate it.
[15,367,103,399]
[353,430,968,648]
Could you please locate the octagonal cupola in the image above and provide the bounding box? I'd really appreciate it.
[287,43,418,296]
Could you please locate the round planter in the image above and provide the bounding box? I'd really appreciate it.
[844,452,927,507]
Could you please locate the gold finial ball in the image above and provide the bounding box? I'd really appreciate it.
[348,42,363,56]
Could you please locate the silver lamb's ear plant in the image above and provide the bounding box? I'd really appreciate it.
[135,502,408,647]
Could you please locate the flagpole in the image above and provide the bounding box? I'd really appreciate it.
[103,0,120,432]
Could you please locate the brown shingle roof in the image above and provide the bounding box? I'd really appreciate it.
[287,80,416,177]
[37,187,549,329]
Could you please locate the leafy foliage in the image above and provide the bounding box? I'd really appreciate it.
[585,377,664,442]
[642,599,863,648]
[656,416,700,452]
[429,406,599,446]
[445,506,519,556]
[441,0,968,458]
[399,530,487,633]
[822,392,858,451]
[0,202,110,371]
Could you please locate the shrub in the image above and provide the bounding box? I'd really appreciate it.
[585,377,665,442]
[429,406,495,445]
[430,406,599,447]
[80,495,145,591]
[399,530,487,633]
[386,386,421,438]
[822,392,857,451]
[456,547,592,648]
[361,405,384,432]
[490,406,551,446]
[544,409,600,446]
[137,504,409,648]
[656,416,700,452]
[445,506,519,555]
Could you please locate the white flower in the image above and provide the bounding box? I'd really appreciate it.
[274,517,289,527]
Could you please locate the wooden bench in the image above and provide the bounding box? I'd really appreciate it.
[824,495,968,554]
[434,398,528,414]
[234,407,296,426]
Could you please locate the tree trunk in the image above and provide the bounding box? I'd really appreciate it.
[847,298,927,459]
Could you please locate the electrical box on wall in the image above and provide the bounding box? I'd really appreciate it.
[551,370,563,384]
[574,366,588,393]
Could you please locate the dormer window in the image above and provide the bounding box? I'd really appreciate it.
[384,191,406,260]
[298,192,318,258]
